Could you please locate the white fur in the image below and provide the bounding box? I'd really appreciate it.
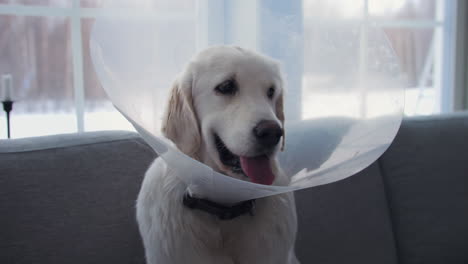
[136,46,299,264]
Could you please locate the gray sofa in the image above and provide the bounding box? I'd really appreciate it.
[1,112,467,264]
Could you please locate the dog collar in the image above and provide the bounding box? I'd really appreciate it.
[183,192,255,220]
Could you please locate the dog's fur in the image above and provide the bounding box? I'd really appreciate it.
[136,46,299,264]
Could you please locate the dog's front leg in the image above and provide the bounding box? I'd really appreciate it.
[137,159,237,264]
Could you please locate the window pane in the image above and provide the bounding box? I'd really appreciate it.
[81,14,197,132]
[80,18,133,132]
[302,13,437,118]
[303,0,364,20]
[0,15,75,139]
[384,27,434,88]
[369,0,436,20]
[302,21,364,118]
[0,0,70,7]
[382,27,437,115]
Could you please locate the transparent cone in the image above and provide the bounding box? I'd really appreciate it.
[90,10,405,204]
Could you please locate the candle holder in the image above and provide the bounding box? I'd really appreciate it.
[2,100,13,139]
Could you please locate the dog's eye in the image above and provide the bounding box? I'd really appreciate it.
[267,86,275,99]
[215,79,237,95]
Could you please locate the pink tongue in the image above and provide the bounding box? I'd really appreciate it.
[240,156,275,185]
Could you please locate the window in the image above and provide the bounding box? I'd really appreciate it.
[0,0,460,139]
[302,0,454,117]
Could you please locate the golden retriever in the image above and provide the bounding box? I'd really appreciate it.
[136,46,299,264]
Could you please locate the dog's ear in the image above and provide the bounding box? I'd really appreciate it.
[276,93,285,151]
[162,71,201,158]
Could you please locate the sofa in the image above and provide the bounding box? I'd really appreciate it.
[1,112,467,264]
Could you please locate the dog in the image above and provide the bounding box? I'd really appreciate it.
[136,46,299,264]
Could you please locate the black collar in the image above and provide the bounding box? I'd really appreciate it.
[183,192,255,220]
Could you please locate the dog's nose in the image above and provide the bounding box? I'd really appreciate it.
[253,120,283,148]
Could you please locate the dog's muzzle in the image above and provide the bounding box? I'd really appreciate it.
[183,191,255,220]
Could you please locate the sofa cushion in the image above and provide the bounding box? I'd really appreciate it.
[379,112,468,264]
[0,131,156,264]
[295,163,398,264]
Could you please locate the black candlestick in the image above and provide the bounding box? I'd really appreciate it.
[2,100,13,139]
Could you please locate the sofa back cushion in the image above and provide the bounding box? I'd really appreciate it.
[0,131,156,264]
[379,113,468,264]
[295,163,398,264]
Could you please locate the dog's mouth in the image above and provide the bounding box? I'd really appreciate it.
[214,134,244,174]
[214,134,275,185]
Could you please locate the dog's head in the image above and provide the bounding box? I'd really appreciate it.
[162,46,285,185]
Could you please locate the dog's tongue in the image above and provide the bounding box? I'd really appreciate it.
[240,156,274,185]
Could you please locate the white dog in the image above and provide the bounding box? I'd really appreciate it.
[136,46,299,264]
